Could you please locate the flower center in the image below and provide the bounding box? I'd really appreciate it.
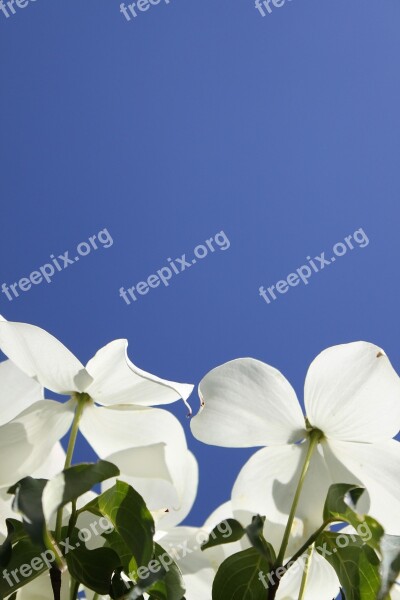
[71,391,93,406]
[304,418,324,442]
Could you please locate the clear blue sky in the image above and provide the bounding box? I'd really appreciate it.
[1,0,399,525]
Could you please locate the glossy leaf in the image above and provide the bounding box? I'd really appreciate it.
[66,545,121,595]
[82,480,155,567]
[212,547,273,600]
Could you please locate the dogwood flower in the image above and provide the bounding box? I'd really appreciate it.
[191,343,400,538]
[0,319,193,511]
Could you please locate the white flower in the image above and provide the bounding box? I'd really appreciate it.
[191,343,400,536]
[0,319,193,512]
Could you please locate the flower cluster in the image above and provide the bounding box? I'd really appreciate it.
[0,317,399,599]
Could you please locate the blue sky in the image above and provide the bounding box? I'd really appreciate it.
[1,0,400,525]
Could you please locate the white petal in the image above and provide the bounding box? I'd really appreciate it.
[32,442,66,479]
[275,549,340,600]
[155,528,215,600]
[231,444,332,557]
[191,358,306,448]
[203,501,234,528]
[180,569,215,600]
[154,451,198,528]
[305,342,400,442]
[102,444,178,513]
[80,405,189,511]
[156,526,213,573]
[0,443,62,534]
[391,582,400,600]
[0,360,43,425]
[0,400,74,488]
[0,320,92,394]
[323,438,400,534]
[85,339,193,411]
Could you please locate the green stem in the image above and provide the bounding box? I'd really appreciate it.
[276,429,322,567]
[43,528,64,570]
[283,521,329,572]
[297,546,313,600]
[55,397,86,542]
[69,578,80,600]
[64,398,86,469]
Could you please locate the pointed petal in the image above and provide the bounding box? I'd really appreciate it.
[0,400,74,488]
[156,526,213,573]
[0,320,92,394]
[191,358,306,448]
[103,443,178,513]
[85,340,193,411]
[231,444,333,556]
[179,569,215,600]
[80,404,190,511]
[0,359,44,426]
[323,438,400,534]
[305,342,400,442]
[32,442,66,479]
[276,549,340,600]
[154,451,198,528]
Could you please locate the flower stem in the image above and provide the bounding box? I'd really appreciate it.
[276,429,322,567]
[69,578,80,600]
[297,546,313,600]
[55,397,86,542]
[64,397,86,469]
[283,521,329,571]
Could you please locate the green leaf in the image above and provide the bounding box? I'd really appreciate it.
[109,567,134,599]
[7,478,47,546]
[104,529,133,572]
[378,535,400,600]
[7,461,119,548]
[81,480,155,567]
[201,515,276,566]
[127,543,185,600]
[0,538,48,597]
[245,516,276,564]
[66,545,121,595]
[212,547,273,600]
[43,460,120,518]
[323,484,384,552]
[315,531,386,600]
[0,520,19,567]
[201,519,246,551]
